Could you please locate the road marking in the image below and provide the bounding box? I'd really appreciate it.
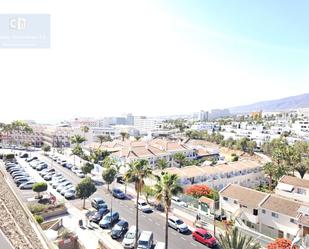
[155,222,160,226]
[148,218,152,222]
[191,242,197,247]
[181,237,186,241]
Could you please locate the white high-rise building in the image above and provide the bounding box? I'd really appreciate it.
[198,110,208,122]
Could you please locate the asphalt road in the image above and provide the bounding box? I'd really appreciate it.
[38,152,212,249]
[2,150,213,249]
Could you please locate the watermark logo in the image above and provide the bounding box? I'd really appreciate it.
[0,14,50,48]
[9,17,27,31]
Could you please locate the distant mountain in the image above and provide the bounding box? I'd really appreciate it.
[229,93,309,114]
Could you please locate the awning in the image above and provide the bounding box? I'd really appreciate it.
[277,182,294,192]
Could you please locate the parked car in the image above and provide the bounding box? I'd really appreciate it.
[30,160,41,168]
[168,216,188,233]
[5,163,18,169]
[65,163,73,169]
[192,228,217,247]
[99,211,119,228]
[9,167,25,174]
[52,179,68,188]
[137,231,153,249]
[137,200,152,213]
[39,168,55,176]
[71,166,79,174]
[214,214,226,222]
[116,175,125,184]
[112,188,125,199]
[171,196,187,207]
[20,153,29,158]
[12,172,29,179]
[44,172,56,181]
[15,177,33,186]
[64,189,76,199]
[26,156,38,162]
[60,160,67,166]
[90,206,109,223]
[20,180,36,189]
[111,220,129,239]
[76,170,85,178]
[14,175,31,182]
[122,226,138,249]
[60,185,75,195]
[91,197,106,210]
[56,182,72,192]
[36,163,48,171]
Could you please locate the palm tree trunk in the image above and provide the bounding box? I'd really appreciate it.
[165,206,169,249]
[135,190,140,249]
[83,198,85,209]
[107,183,110,191]
[268,175,272,191]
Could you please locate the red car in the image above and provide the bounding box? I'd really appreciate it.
[192,228,217,247]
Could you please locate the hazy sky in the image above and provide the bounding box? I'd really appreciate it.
[1,0,308,123]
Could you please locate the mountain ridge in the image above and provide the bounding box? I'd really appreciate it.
[229,93,309,114]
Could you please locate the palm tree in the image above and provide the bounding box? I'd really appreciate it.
[153,173,183,249]
[81,126,89,145]
[124,159,152,249]
[97,134,111,148]
[120,131,128,142]
[172,152,186,167]
[71,134,86,146]
[156,158,169,172]
[263,162,276,191]
[296,159,309,179]
[217,227,260,249]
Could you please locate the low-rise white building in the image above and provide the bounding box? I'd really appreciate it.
[275,175,309,204]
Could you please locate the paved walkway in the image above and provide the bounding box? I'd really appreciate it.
[0,229,14,249]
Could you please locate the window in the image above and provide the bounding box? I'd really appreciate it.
[253,209,258,216]
[290,218,297,224]
[271,212,279,218]
[240,204,247,208]
[262,209,266,214]
[223,197,228,201]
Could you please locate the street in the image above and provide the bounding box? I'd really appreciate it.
[6,151,212,249]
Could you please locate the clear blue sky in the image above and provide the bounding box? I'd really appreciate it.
[0,0,308,123]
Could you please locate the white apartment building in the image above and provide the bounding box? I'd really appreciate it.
[276,175,309,204]
[293,120,309,134]
[133,116,163,134]
[161,160,264,190]
[219,184,268,231]
[219,183,309,242]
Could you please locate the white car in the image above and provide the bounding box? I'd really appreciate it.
[64,189,76,199]
[52,178,67,188]
[20,180,36,189]
[171,196,187,207]
[61,185,75,195]
[168,216,189,233]
[122,225,138,249]
[137,200,152,213]
[56,182,72,192]
[71,167,79,174]
[76,170,85,178]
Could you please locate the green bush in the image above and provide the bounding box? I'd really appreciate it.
[28,203,47,214]
[35,215,44,224]
[5,154,15,160]
[231,155,239,162]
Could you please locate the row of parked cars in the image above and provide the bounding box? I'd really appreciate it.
[47,154,85,178]
[4,161,37,189]
[26,156,76,199]
[89,197,164,249]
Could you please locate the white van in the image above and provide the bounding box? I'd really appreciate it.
[137,231,153,249]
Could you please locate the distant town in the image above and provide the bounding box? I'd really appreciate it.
[0,107,309,249]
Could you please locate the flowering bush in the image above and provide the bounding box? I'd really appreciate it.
[267,238,292,249]
[185,185,212,198]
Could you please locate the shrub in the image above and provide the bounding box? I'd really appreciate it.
[267,238,292,249]
[185,185,212,198]
[5,154,15,160]
[35,215,44,224]
[231,155,239,162]
[32,182,48,198]
[28,203,47,214]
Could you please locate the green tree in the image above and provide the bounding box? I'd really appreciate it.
[76,177,97,209]
[81,162,94,175]
[120,132,128,142]
[71,134,86,146]
[218,227,260,249]
[97,134,112,147]
[156,158,169,171]
[42,144,51,155]
[263,162,276,191]
[124,159,152,249]
[142,185,155,204]
[81,126,89,138]
[154,173,183,249]
[32,182,48,199]
[102,166,117,191]
[172,152,186,167]
[247,140,257,155]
